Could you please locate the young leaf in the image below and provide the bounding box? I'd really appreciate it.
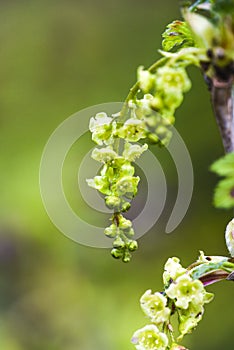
[211,153,234,209]
[213,178,234,209]
[210,153,234,177]
[162,21,195,52]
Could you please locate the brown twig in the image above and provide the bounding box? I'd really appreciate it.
[210,77,234,153]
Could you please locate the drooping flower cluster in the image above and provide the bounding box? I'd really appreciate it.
[132,254,215,350]
[87,25,197,261]
[87,112,148,262]
[132,222,234,349]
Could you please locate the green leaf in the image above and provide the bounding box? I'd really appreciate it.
[210,153,234,176]
[162,20,195,52]
[211,153,234,209]
[213,178,234,209]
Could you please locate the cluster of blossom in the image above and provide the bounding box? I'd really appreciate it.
[128,65,192,146]
[87,112,148,262]
[131,218,234,349]
[131,255,214,350]
[87,61,192,261]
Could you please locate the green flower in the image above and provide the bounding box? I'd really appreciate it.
[156,66,191,93]
[163,257,187,285]
[165,275,205,309]
[128,240,138,251]
[123,142,148,162]
[162,90,184,111]
[117,118,146,142]
[131,324,168,350]
[104,224,118,238]
[138,66,155,92]
[177,295,214,340]
[89,112,114,145]
[91,146,118,163]
[140,290,171,324]
[118,161,135,177]
[178,314,201,340]
[115,175,140,197]
[118,215,132,230]
[135,94,156,117]
[86,175,111,195]
[113,235,125,249]
[225,218,234,257]
[105,195,121,210]
[178,289,213,340]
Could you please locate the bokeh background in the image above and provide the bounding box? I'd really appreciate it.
[0,0,233,349]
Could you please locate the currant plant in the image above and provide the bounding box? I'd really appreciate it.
[87,1,234,348]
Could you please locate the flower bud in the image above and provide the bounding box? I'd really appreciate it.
[122,250,132,263]
[113,236,126,249]
[105,196,121,209]
[121,201,131,212]
[104,224,117,238]
[128,240,138,252]
[118,215,132,230]
[111,248,123,259]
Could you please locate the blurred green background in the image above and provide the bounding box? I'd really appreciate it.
[0,0,233,349]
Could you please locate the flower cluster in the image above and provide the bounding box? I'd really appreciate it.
[132,255,215,349]
[127,64,192,146]
[87,112,148,261]
[87,30,196,261]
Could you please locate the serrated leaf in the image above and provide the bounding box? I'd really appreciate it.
[162,20,195,52]
[210,153,234,176]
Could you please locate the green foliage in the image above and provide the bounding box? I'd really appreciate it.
[162,21,195,52]
[211,153,234,209]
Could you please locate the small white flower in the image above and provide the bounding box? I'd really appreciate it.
[163,257,187,284]
[132,324,168,350]
[123,143,148,162]
[137,66,155,92]
[140,290,170,324]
